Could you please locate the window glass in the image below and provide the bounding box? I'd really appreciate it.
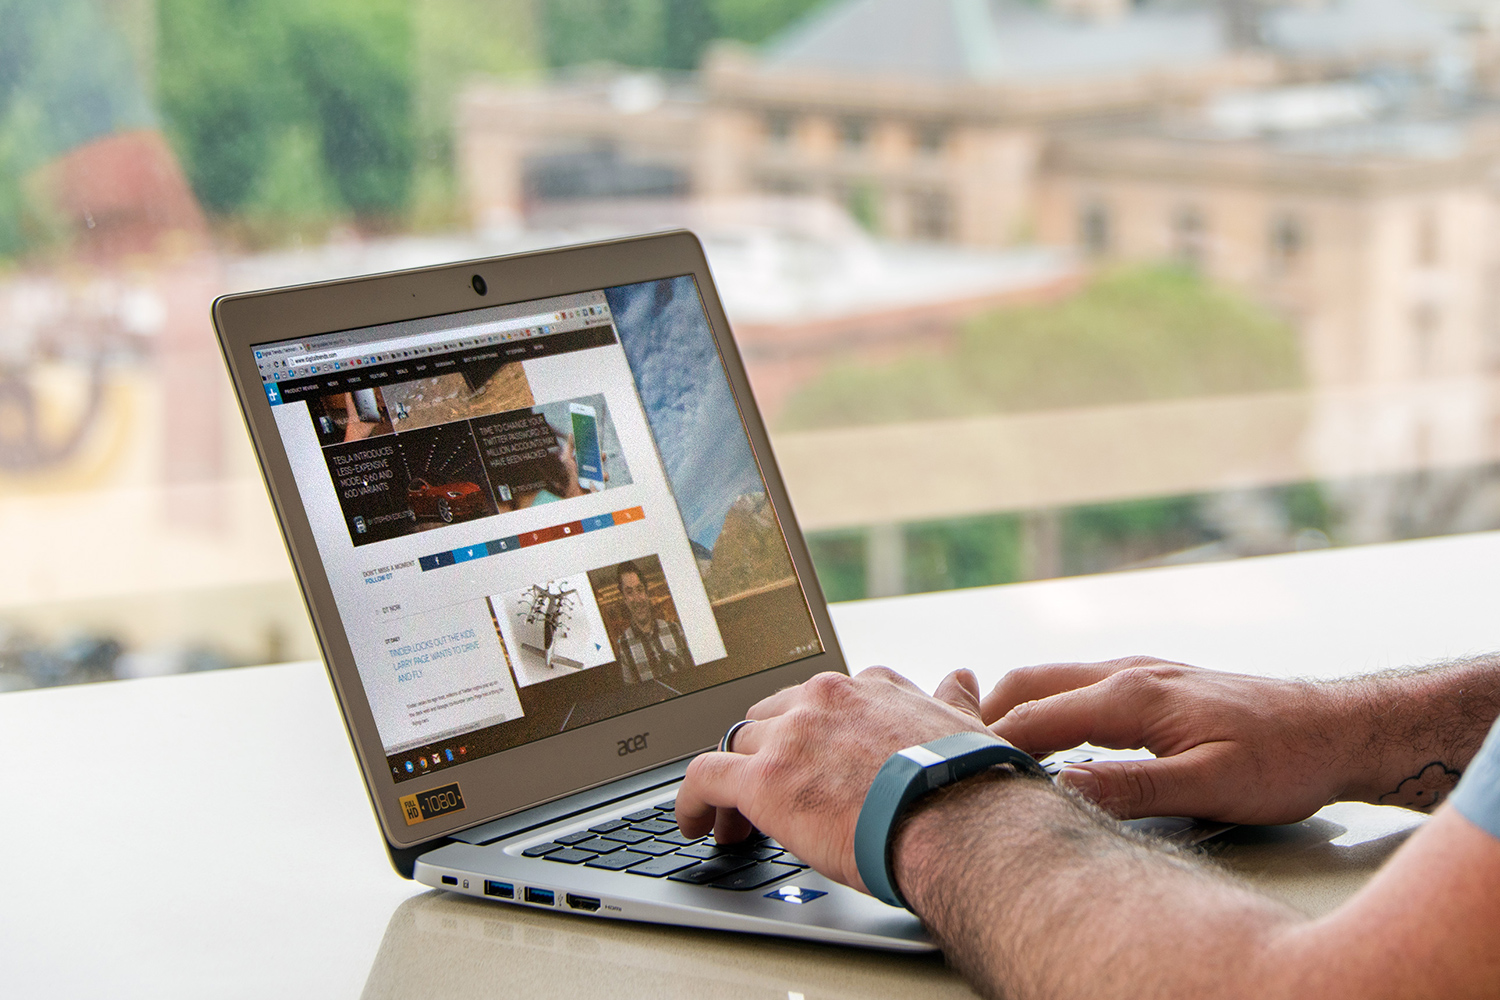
[5,0,1499,690]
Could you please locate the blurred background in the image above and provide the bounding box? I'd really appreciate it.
[2,0,1498,690]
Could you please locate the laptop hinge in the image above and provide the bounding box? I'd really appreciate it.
[446,756,695,846]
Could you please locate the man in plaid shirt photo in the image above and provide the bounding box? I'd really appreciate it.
[613,559,690,685]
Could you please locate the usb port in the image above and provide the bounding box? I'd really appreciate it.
[484,880,514,899]
[440,875,458,886]
[524,887,555,906]
[566,894,601,912]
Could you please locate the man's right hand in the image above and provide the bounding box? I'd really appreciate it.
[982,657,1355,824]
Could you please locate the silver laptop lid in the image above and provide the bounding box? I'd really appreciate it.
[213,231,844,851]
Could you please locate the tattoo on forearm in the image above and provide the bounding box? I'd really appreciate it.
[1378,761,1461,811]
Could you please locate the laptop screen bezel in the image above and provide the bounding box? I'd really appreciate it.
[212,231,848,853]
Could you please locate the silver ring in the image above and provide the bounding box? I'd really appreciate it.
[718,719,754,753]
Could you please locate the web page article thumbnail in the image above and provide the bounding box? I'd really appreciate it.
[586,554,692,688]
[309,388,395,446]
[325,420,498,546]
[491,573,614,689]
[381,360,533,432]
[470,394,632,512]
[323,437,417,545]
[395,421,499,530]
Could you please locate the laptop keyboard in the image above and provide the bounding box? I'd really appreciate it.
[521,800,808,891]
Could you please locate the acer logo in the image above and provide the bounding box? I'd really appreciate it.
[617,732,649,756]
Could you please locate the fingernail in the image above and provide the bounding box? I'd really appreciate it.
[1059,767,1100,801]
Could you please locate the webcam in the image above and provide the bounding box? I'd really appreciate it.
[471,274,488,296]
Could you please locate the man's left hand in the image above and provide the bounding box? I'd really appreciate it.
[674,666,989,893]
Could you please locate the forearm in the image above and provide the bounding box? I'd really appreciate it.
[893,773,1301,1000]
[1329,654,1500,810]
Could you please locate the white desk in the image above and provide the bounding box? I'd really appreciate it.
[5,532,1498,999]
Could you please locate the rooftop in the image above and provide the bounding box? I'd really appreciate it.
[761,0,1466,83]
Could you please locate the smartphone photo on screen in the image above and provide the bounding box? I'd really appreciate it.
[570,401,604,491]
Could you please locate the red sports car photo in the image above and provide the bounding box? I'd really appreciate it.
[407,478,487,523]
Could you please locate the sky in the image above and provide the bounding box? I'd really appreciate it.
[604,276,764,551]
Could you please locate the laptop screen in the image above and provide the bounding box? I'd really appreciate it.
[252,275,822,784]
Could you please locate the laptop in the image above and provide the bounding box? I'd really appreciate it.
[213,230,934,951]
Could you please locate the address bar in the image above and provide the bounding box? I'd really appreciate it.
[285,310,563,368]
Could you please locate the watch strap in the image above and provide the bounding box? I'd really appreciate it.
[853,731,1048,909]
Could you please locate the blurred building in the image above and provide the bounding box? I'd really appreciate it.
[459,0,1500,590]
[461,0,1485,248]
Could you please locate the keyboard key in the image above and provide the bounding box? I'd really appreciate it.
[677,842,728,860]
[629,818,679,836]
[522,842,563,857]
[652,800,677,812]
[622,809,660,822]
[573,837,623,854]
[589,819,629,834]
[724,844,782,862]
[542,848,597,865]
[653,830,702,847]
[631,840,680,856]
[776,853,809,868]
[554,831,595,846]
[602,828,652,844]
[668,855,756,885]
[709,861,801,891]
[627,855,700,878]
[586,850,651,871]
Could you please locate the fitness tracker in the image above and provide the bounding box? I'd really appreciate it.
[853,730,1050,910]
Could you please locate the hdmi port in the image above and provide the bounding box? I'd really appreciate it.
[566,894,601,912]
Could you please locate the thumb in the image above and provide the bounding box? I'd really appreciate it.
[1057,748,1223,820]
[934,669,983,719]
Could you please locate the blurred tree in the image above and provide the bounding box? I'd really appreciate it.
[710,0,828,44]
[289,0,416,217]
[411,0,539,228]
[157,0,416,221]
[535,0,829,71]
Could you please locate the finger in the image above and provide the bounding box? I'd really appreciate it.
[1056,743,1232,820]
[990,674,1169,755]
[723,718,768,755]
[980,661,1145,724]
[713,806,755,844]
[933,668,982,719]
[745,683,805,721]
[676,751,754,837]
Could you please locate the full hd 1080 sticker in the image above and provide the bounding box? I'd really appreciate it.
[398,782,466,826]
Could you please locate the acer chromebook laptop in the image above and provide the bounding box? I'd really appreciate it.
[213,230,935,951]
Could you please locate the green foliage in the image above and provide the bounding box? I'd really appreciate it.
[712,0,830,43]
[157,0,416,219]
[1061,495,1209,576]
[778,266,1307,430]
[538,0,670,69]
[413,0,539,147]
[845,181,880,233]
[535,0,830,70]
[905,513,1023,594]
[805,531,866,603]
[290,1,416,216]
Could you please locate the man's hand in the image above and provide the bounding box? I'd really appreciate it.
[983,657,1351,824]
[675,666,989,891]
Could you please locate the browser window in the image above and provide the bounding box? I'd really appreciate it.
[254,275,821,782]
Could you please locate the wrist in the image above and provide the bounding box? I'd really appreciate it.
[854,732,1048,909]
[890,768,1057,917]
[1331,659,1500,808]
